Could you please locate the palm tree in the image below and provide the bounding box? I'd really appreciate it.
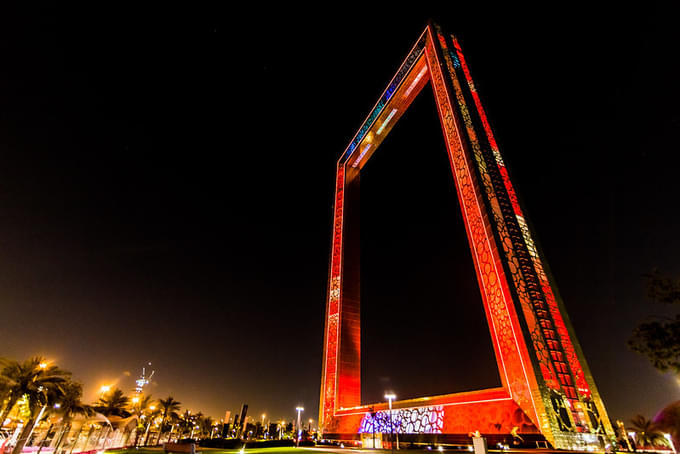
[176,410,194,440]
[190,412,206,439]
[130,394,155,416]
[189,412,206,439]
[0,357,71,424]
[46,381,95,454]
[141,405,161,446]
[198,416,214,439]
[0,357,71,454]
[630,414,669,449]
[131,394,156,446]
[94,388,130,418]
[157,396,181,444]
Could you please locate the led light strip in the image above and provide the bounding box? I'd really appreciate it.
[351,143,372,168]
[376,109,398,135]
[403,65,428,98]
[338,31,428,163]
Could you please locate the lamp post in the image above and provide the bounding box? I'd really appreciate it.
[385,393,397,454]
[142,406,156,446]
[295,407,304,447]
[665,434,677,454]
[627,431,636,451]
[262,414,266,439]
[25,403,48,448]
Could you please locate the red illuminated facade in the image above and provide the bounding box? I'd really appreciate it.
[319,23,614,450]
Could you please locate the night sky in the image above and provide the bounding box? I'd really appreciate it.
[1,4,679,426]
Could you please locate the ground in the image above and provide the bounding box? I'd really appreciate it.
[105,446,567,454]
[106,448,395,454]
[106,447,455,454]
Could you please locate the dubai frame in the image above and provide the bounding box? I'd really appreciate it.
[319,22,614,450]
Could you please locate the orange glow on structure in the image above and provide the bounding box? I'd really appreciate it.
[319,22,614,450]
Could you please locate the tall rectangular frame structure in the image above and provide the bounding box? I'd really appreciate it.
[319,23,614,450]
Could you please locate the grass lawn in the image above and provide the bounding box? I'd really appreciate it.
[107,447,311,454]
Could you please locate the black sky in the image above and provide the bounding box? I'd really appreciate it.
[0,4,679,425]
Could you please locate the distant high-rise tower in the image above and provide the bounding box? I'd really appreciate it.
[135,362,154,394]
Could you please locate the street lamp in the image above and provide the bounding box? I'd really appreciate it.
[385,393,398,453]
[295,406,304,447]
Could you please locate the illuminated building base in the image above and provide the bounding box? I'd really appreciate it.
[319,22,615,451]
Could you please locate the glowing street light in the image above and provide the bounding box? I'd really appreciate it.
[99,385,111,399]
[39,362,47,369]
[385,393,398,453]
[295,406,304,447]
[132,397,140,404]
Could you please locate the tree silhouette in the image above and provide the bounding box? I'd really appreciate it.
[50,381,96,454]
[629,270,680,373]
[157,396,182,444]
[630,414,669,448]
[95,388,131,418]
[0,357,71,454]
